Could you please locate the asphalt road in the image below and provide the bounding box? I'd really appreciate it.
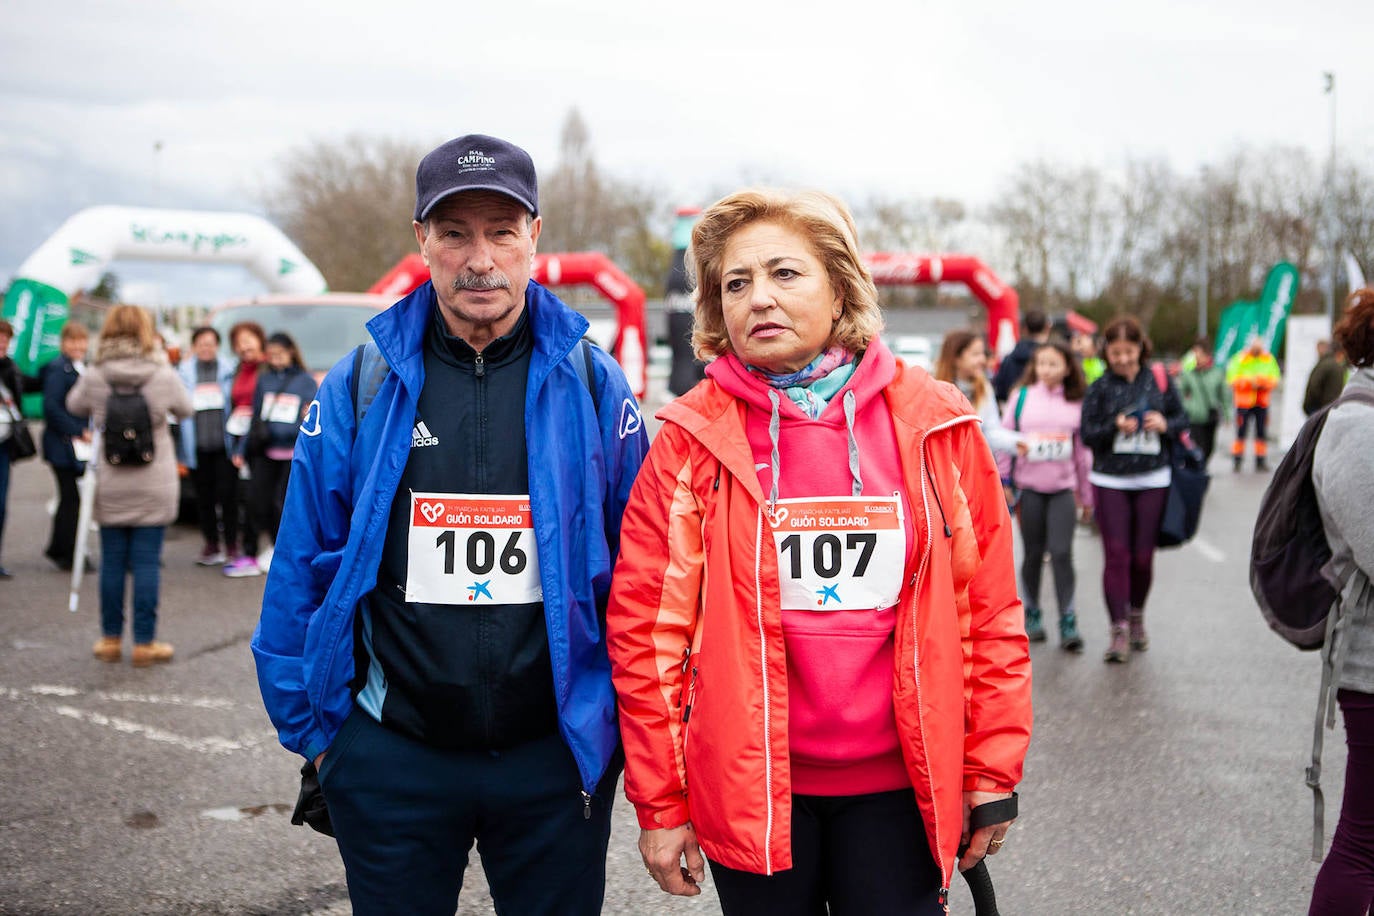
[0,436,1336,914]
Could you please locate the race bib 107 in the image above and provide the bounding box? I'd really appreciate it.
[770,494,906,612]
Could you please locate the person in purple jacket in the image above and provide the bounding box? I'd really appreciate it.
[1001,340,1092,650]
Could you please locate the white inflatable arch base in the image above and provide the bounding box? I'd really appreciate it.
[2,206,326,375]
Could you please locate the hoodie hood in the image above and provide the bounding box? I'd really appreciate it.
[706,336,897,426]
[93,338,166,386]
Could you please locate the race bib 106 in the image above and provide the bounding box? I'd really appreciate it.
[770,495,906,612]
[405,493,542,606]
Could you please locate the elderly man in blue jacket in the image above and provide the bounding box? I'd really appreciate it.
[252,134,648,916]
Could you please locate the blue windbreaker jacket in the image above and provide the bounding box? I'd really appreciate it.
[251,280,649,793]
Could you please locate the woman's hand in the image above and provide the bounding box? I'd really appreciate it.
[1142,410,1167,433]
[640,824,706,896]
[1115,413,1138,434]
[1015,440,1030,458]
[231,454,245,470]
[959,790,1016,872]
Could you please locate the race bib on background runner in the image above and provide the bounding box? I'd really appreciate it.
[192,383,225,412]
[1113,430,1161,455]
[770,494,905,612]
[262,392,302,425]
[405,493,542,606]
[1025,433,1072,463]
[225,406,253,437]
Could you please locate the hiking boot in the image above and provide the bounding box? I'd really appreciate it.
[1024,606,1047,642]
[92,636,122,663]
[223,556,261,578]
[196,544,227,566]
[1128,609,1149,651]
[1104,623,1130,663]
[1233,454,1243,472]
[1255,456,1269,472]
[1059,612,1084,653]
[131,641,174,668]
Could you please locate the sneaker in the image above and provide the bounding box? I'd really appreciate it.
[223,556,262,578]
[1233,454,1243,472]
[1059,612,1084,653]
[256,546,274,570]
[1128,610,1149,652]
[196,545,227,567]
[1104,623,1130,663]
[131,641,174,667]
[1024,606,1047,642]
[0,566,12,580]
[1255,456,1269,472]
[93,636,122,663]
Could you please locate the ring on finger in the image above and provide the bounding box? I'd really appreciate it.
[988,837,1005,850]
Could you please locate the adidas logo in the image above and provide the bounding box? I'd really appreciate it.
[411,420,439,448]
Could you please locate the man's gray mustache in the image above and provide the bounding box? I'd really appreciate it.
[452,273,511,292]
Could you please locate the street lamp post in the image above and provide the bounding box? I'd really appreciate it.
[1198,167,1209,339]
[1323,72,1337,326]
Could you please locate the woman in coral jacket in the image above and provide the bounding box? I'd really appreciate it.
[606,189,1032,915]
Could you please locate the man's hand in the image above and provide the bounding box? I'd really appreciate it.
[640,824,705,896]
[959,790,1016,872]
[313,751,325,771]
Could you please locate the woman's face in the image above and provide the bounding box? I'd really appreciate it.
[954,338,987,382]
[233,331,263,363]
[1034,347,1069,388]
[192,333,219,362]
[265,342,291,370]
[1105,338,1142,378]
[719,220,842,375]
[61,334,88,361]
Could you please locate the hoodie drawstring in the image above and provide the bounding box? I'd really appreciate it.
[767,388,864,508]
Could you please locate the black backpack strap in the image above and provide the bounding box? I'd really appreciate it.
[350,342,390,428]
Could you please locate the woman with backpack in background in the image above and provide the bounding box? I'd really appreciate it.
[67,305,192,667]
[1000,340,1092,651]
[177,326,238,567]
[240,332,315,571]
[934,329,1019,460]
[1308,287,1374,915]
[1080,316,1188,663]
[223,321,266,578]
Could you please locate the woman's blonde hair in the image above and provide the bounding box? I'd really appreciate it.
[688,188,883,361]
[97,304,157,354]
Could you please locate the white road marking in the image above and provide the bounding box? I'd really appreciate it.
[4,684,260,755]
[1190,535,1226,563]
[51,705,251,755]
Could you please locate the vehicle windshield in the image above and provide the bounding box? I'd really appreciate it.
[211,303,377,373]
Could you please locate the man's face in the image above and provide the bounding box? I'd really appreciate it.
[414,191,540,343]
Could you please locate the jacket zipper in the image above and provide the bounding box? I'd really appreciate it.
[753,507,775,874]
[911,414,977,908]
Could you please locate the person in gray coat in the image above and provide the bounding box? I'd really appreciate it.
[1309,286,1374,914]
[68,305,193,668]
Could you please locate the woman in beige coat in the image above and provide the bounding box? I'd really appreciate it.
[68,306,193,667]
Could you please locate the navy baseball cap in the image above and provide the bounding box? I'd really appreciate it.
[414,134,539,222]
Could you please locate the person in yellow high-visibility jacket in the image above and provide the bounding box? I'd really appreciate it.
[1225,336,1281,471]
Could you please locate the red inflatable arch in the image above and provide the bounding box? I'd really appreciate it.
[862,253,1020,356]
[369,252,648,398]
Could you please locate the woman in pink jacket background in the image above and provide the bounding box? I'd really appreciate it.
[1001,340,1092,650]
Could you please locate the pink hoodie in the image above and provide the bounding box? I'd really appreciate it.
[999,382,1093,507]
[707,337,914,796]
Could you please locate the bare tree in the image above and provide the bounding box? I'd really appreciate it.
[539,109,672,294]
[265,135,429,293]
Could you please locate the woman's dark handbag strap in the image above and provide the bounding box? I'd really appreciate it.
[959,792,1018,916]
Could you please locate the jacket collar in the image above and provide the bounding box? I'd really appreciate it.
[366,279,590,400]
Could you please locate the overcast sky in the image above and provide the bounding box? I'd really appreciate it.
[2,0,1371,304]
